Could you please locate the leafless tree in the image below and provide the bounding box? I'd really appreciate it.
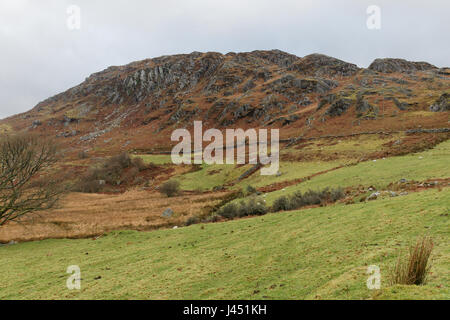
[0,134,62,226]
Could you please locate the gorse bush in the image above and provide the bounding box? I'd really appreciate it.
[217,197,268,219]
[272,187,345,212]
[75,153,148,193]
[217,203,239,219]
[159,180,180,197]
[272,196,291,212]
[390,236,434,285]
[246,185,257,195]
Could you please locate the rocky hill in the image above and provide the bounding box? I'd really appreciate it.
[1,50,449,154]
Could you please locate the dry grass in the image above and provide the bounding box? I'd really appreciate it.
[0,189,228,243]
[390,236,434,286]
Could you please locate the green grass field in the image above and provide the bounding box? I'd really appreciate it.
[258,139,450,205]
[0,188,448,300]
[234,160,347,190]
[133,154,174,165]
[175,164,250,191]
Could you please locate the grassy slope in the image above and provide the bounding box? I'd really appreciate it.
[234,160,347,190]
[262,139,450,204]
[0,188,448,300]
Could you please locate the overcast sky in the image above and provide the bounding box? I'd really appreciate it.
[0,0,448,120]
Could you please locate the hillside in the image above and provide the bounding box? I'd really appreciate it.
[0,50,448,157]
[0,50,449,300]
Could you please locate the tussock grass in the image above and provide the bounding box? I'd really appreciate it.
[390,236,434,286]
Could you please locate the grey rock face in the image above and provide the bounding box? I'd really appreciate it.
[368,58,437,73]
[325,98,352,117]
[31,120,42,128]
[249,49,299,68]
[355,96,378,118]
[429,93,449,112]
[390,97,409,111]
[289,53,359,77]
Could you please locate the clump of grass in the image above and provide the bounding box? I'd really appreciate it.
[390,236,434,285]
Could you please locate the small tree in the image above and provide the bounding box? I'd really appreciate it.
[0,134,62,226]
[159,180,180,197]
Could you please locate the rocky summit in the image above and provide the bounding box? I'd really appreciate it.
[1,50,448,152]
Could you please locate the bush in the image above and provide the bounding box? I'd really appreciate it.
[131,157,147,171]
[246,185,257,195]
[217,197,268,219]
[160,180,180,197]
[272,187,345,212]
[243,198,268,216]
[272,196,292,212]
[217,203,239,219]
[108,152,132,169]
[74,153,150,193]
[390,236,434,285]
[122,167,140,183]
[76,179,102,193]
[185,216,200,226]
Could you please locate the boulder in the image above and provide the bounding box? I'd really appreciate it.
[161,208,174,218]
[367,192,380,200]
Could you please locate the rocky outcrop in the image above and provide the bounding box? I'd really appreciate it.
[249,50,299,68]
[267,75,338,102]
[289,54,359,77]
[15,50,448,141]
[324,98,353,117]
[368,58,437,73]
[429,93,449,112]
[355,95,378,119]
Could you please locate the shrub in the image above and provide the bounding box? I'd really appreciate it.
[302,189,322,205]
[217,197,268,219]
[185,216,200,226]
[160,180,180,197]
[272,187,345,212]
[76,179,102,193]
[74,152,151,193]
[206,214,220,223]
[122,167,140,184]
[243,198,268,216]
[217,203,239,219]
[390,236,434,285]
[131,157,147,171]
[272,196,292,212]
[246,185,257,195]
[108,152,132,169]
